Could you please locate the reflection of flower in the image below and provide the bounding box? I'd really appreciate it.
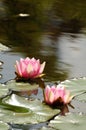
[15,57,46,79]
[19,89,38,97]
[44,85,72,106]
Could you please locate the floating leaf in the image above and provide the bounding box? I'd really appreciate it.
[0,83,9,98]
[0,43,9,52]
[75,92,86,102]
[0,94,60,124]
[49,113,86,130]
[0,122,9,130]
[60,77,86,97]
[6,80,39,91]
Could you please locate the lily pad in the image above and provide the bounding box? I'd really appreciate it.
[6,79,39,91]
[49,113,86,130]
[0,122,9,130]
[59,77,86,97]
[0,83,9,98]
[0,43,9,52]
[75,92,86,102]
[0,94,60,124]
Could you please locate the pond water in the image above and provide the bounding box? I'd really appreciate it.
[0,0,86,130]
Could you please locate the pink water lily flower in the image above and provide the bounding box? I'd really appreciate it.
[44,84,73,105]
[15,57,46,79]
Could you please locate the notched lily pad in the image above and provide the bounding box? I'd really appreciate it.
[0,94,60,124]
[49,113,86,130]
[60,77,86,97]
[6,79,39,92]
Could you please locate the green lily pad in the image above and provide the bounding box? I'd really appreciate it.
[75,92,86,102]
[6,79,39,91]
[60,77,86,97]
[0,122,9,130]
[49,113,86,130]
[0,83,9,98]
[0,94,60,124]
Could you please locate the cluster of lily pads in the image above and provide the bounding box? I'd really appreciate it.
[0,57,86,130]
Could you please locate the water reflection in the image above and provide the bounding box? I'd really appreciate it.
[52,0,86,33]
[0,0,86,83]
[0,52,23,83]
[40,34,68,81]
[57,33,86,78]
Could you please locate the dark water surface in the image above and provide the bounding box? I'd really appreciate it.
[0,0,86,129]
[0,0,86,83]
[0,0,86,82]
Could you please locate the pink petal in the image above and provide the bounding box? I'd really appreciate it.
[54,87,59,100]
[44,85,51,97]
[33,61,40,72]
[51,86,57,94]
[31,57,36,62]
[27,64,34,78]
[63,90,72,104]
[44,85,51,103]
[39,62,46,74]
[49,91,55,104]
[28,59,40,78]
[15,61,22,77]
[44,85,56,104]
[24,57,30,64]
[19,59,29,78]
[57,85,65,98]
[20,61,26,72]
[20,58,24,63]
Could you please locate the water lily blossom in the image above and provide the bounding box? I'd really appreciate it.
[44,85,73,105]
[15,57,46,79]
